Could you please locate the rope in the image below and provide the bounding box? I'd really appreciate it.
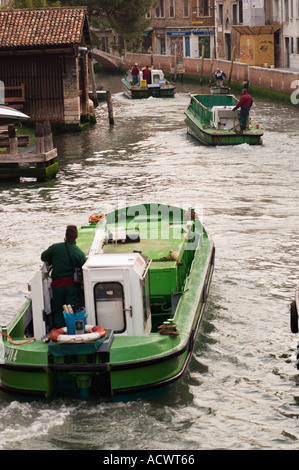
[1,331,36,345]
[89,212,105,223]
[158,322,179,336]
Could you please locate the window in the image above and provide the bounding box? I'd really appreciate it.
[198,36,211,58]
[239,0,243,23]
[284,0,289,21]
[169,0,175,17]
[183,0,189,17]
[218,4,223,24]
[232,4,237,24]
[94,282,125,333]
[155,0,165,17]
[194,0,210,17]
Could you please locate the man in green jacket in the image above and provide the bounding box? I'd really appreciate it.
[41,225,87,327]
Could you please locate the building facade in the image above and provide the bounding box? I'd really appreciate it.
[92,0,299,71]
[280,0,299,69]
[148,0,216,59]
[147,0,299,70]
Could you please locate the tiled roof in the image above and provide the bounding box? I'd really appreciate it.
[0,7,91,49]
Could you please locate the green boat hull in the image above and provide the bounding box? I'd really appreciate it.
[185,94,263,146]
[0,204,214,400]
[121,76,175,99]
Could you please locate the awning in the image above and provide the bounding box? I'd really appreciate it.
[232,24,281,35]
[143,27,153,36]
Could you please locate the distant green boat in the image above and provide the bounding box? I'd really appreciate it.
[185,94,263,146]
[121,69,176,99]
[0,203,214,400]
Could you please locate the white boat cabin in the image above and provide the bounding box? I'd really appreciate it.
[138,69,166,87]
[29,250,152,340]
[83,252,151,336]
[210,105,238,130]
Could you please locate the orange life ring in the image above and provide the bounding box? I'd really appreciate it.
[91,325,107,338]
[50,327,66,342]
[50,325,107,343]
[89,212,105,224]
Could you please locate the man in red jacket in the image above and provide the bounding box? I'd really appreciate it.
[233,88,253,132]
[142,65,151,84]
[131,63,140,85]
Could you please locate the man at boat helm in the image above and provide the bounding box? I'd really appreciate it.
[232,88,253,133]
[41,225,87,328]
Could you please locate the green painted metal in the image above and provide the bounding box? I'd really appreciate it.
[185,94,263,146]
[0,204,214,400]
[0,161,59,181]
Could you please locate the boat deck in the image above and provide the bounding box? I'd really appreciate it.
[102,220,190,261]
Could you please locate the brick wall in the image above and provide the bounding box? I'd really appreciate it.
[125,53,299,95]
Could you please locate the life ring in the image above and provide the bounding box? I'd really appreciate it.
[50,325,107,343]
[89,212,105,224]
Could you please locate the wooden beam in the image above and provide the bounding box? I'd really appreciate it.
[0,148,57,164]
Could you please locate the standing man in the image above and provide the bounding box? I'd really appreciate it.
[233,88,253,133]
[142,65,151,84]
[215,67,226,86]
[131,63,140,85]
[41,225,87,327]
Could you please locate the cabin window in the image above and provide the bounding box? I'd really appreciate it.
[141,275,151,325]
[94,282,125,333]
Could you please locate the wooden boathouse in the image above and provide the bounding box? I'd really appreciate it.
[0,7,93,127]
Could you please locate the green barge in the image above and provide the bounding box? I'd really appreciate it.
[0,203,214,400]
[121,70,175,99]
[185,94,263,146]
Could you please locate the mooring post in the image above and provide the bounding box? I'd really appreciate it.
[8,124,18,154]
[106,90,114,125]
[35,123,44,154]
[43,121,53,152]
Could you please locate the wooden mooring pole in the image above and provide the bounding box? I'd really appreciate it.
[35,123,44,154]
[200,45,205,85]
[227,46,236,89]
[8,124,18,154]
[43,121,54,152]
[106,90,114,125]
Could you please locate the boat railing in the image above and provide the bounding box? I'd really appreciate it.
[192,97,211,122]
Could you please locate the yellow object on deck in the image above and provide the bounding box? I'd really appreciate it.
[140,79,147,87]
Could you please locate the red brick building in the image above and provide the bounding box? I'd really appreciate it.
[0,7,93,126]
[146,0,215,59]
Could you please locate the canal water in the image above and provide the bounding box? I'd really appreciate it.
[0,72,299,450]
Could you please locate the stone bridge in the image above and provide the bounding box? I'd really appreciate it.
[91,49,126,69]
